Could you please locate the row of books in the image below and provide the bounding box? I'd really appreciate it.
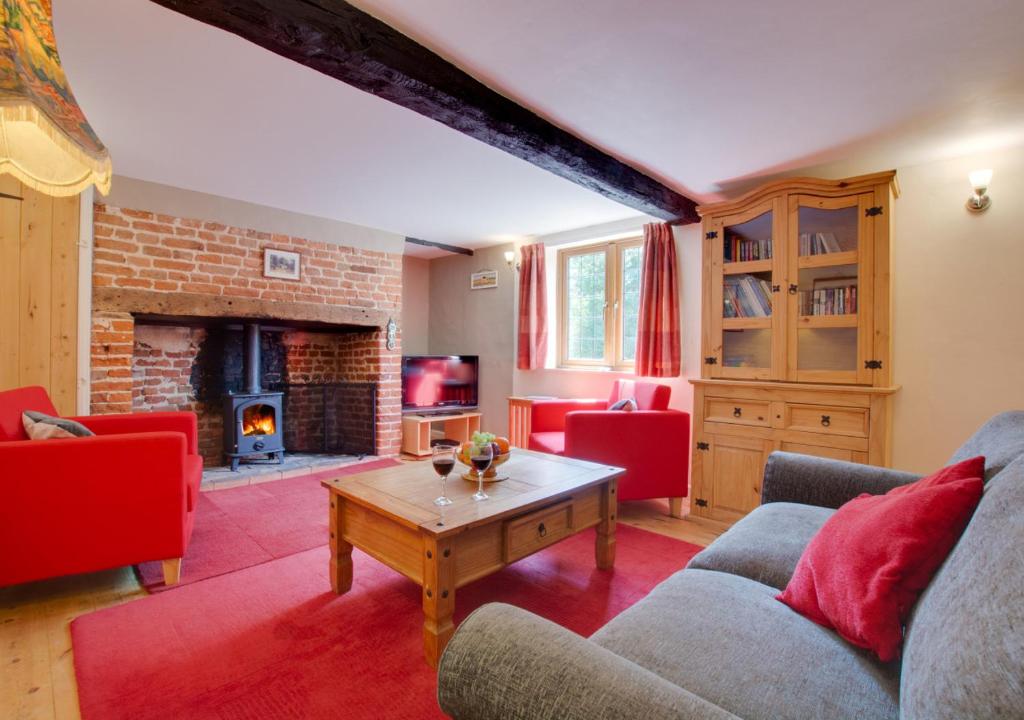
[723,275,772,318]
[724,235,772,263]
[799,285,858,316]
[799,231,844,255]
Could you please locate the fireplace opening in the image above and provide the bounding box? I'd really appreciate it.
[242,404,277,436]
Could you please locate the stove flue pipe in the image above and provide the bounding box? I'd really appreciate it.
[244,322,262,394]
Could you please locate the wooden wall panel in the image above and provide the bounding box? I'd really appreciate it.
[0,179,80,415]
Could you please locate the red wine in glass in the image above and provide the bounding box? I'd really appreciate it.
[471,445,492,501]
[431,445,455,506]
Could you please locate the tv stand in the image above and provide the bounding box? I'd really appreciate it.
[401,410,482,458]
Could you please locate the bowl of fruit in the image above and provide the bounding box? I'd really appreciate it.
[457,432,511,482]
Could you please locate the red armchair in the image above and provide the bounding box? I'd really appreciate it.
[0,386,201,588]
[527,380,690,516]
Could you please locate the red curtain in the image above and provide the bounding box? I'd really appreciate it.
[516,243,548,370]
[635,223,681,377]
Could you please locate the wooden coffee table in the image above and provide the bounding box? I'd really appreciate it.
[322,449,623,667]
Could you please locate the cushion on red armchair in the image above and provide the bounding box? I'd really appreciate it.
[776,456,985,661]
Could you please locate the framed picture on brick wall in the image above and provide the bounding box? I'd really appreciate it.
[264,249,301,280]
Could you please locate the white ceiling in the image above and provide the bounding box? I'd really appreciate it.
[55,0,1024,252]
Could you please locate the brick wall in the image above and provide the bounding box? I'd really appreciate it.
[90,203,403,460]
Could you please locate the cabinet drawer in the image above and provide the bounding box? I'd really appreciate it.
[705,397,771,427]
[504,500,574,563]
[784,404,868,437]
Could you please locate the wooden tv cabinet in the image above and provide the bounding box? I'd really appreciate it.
[401,411,482,457]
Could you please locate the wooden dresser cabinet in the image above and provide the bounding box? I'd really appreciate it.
[689,172,900,523]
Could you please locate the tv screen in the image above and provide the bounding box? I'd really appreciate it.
[402,355,479,413]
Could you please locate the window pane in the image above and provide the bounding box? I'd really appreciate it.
[567,251,606,361]
[620,245,642,362]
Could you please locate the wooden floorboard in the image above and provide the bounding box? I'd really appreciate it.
[0,498,728,719]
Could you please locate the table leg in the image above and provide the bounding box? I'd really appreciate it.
[596,478,617,570]
[422,535,455,669]
[329,494,353,594]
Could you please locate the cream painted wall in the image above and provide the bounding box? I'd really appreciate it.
[428,244,515,436]
[890,146,1024,471]
[401,256,431,355]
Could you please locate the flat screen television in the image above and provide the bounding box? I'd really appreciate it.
[401,355,479,414]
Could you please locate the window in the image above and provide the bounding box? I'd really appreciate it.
[558,238,643,369]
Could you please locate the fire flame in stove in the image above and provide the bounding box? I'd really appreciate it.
[242,406,276,436]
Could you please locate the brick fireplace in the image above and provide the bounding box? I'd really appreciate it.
[89,204,402,465]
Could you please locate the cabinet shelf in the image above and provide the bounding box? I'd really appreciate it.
[723,259,772,275]
[797,314,858,328]
[722,317,772,330]
[797,251,858,269]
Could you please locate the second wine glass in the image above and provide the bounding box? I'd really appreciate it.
[470,442,493,501]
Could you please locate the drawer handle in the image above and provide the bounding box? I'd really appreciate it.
[788,283,799,295]
[733,407,742,418]
[821,415,831,427]
[538,522,547,538]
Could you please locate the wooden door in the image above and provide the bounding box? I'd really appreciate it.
[699,434,771,522]
[0,177,81,414]
[704,197,786,381]
[786,192,874,384]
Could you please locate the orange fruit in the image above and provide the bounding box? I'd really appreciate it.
[495,437,511,454]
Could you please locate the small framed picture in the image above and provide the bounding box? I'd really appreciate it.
[264,249,301,280]
[470,269,498,290]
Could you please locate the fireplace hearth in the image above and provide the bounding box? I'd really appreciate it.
[224,322,285,471]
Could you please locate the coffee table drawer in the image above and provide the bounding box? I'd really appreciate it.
[504,500,574,563]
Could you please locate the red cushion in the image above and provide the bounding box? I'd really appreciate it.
[776,456,985,662]
[528,431,565,456]
[608,380,670,411]
[0,386,58,442]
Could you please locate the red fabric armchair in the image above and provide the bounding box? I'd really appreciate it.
[527,380,690,516]
[0,386,202,588]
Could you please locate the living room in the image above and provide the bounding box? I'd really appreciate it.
[2,1,1022,719]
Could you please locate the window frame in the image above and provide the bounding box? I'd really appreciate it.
[557,237,643,370]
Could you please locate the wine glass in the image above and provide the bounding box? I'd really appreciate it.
[431,445,455,506]
[470,442,493,501]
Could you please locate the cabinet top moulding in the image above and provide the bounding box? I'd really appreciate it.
[696,170,899,218]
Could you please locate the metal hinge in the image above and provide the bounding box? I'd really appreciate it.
[865,359,883,369]
[704,357,718,365]
[696,442,709,451]
[694,498,708,508]
[705,231,718,239]
[865,206,883,217]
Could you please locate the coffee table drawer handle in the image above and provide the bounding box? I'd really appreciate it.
[538,522,547,538]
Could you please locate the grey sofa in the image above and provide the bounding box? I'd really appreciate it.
[437,412,1024,720]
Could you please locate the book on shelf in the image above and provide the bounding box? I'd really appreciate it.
[724,235,772,263]
[799,284,858,316]
[799,231,843,256]
[723,275,772,318]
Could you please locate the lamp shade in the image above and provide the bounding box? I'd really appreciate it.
[0,0,111,196]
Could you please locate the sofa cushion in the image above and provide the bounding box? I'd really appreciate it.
[777,457,984,662]
[22,411,95,440]
[0,386,58,441]
[948,410,1024,481]
[687,502,833,589]
[591,569,899,720]
[528,431,565,455]
[900,454,1024,719]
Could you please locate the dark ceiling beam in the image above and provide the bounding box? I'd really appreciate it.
[404,237,473,256]
[148,0,699,224]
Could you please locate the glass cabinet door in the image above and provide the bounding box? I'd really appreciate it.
[708,198,784,380]
[786,193,874,384]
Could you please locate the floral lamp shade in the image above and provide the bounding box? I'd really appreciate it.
[0,0,111,196]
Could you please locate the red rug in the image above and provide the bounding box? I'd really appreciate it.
[137,458,399,591]
[73,525,701,720]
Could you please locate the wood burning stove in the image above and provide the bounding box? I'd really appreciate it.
[223,323,285,471]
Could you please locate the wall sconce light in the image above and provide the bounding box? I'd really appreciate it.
[504,250,520,271]
[966,169,992,213]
